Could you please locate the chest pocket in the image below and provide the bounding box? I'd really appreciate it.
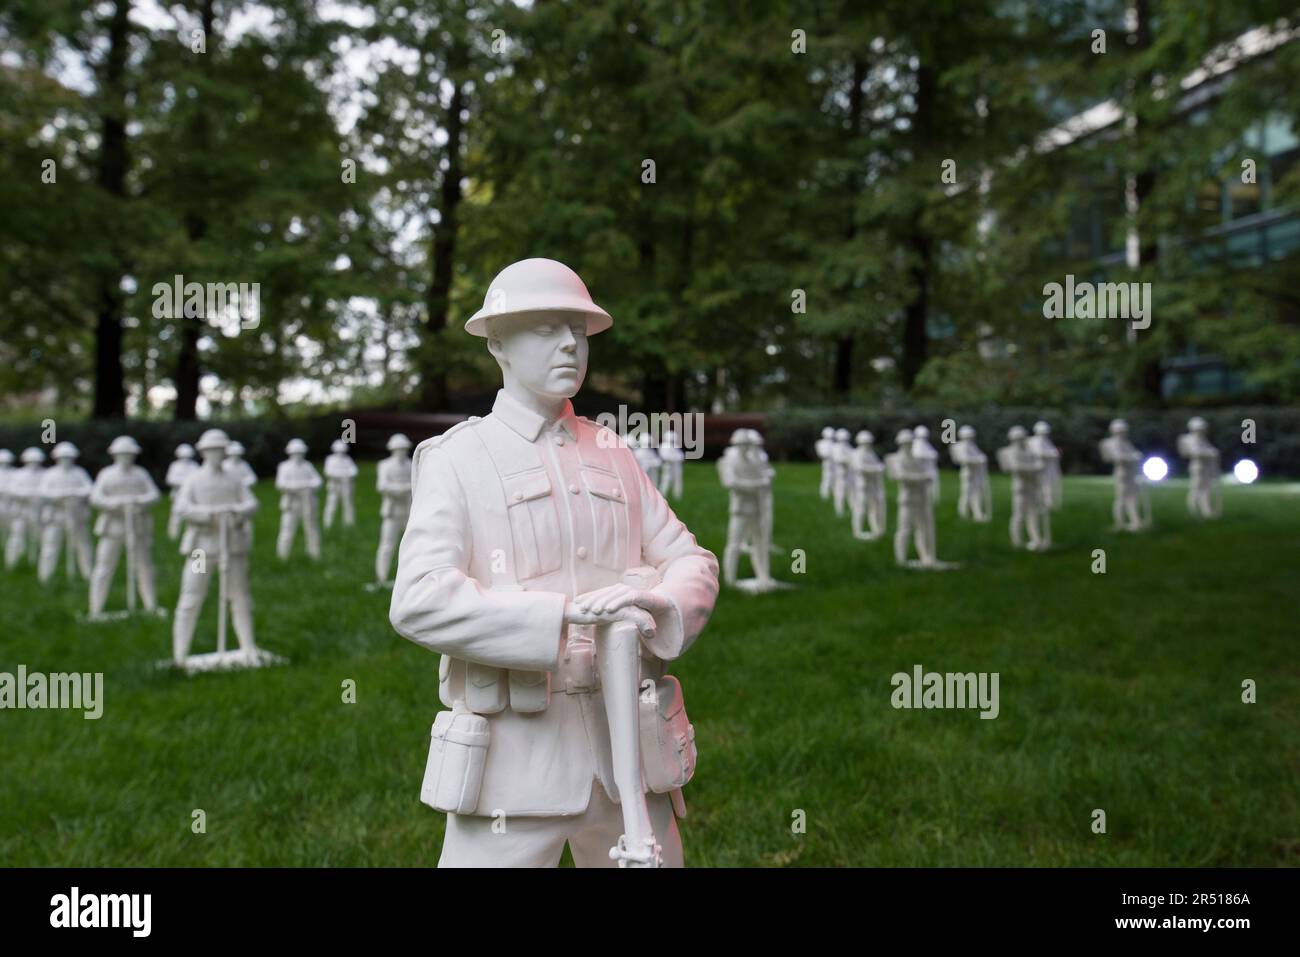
[581,466,630,571]
[503,469,562,581]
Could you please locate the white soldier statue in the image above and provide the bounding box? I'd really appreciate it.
[816,426,836,500]
[912,424,941,504]
[718,428,776,590]
[88,436,161,618]
[374,433,412,586]
[657,427,684,499]
[223,440,257,489]
[389,258,719,868]
[1099,418,1149,531]
[886,429,940,568]
[1178,416,1221,519]
[275,438,322,561]
[323,439,359,529]
[996,426,1048,550]
[1028,420,1063,510]
[0,448,14,553]
[830,428,854,517]
[38,441,94,584]
[5,447,46,570]
[950,425,991,523]
[632,431,662,487]
[849,430,886,540]
[165,443,200,540]
[751,429,777,559]
[173,429,262,666]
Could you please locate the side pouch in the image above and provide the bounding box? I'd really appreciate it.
[420,704,490,815]
[508,669,551,713]
[465,661,507,714]
[638,674,697,793]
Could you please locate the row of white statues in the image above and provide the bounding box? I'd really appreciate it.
[0,431,417,670]
[629,429,686,499]
[802,416,1224,566]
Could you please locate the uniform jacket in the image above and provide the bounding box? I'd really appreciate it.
[390,390,719,817]
[90,464,161,538]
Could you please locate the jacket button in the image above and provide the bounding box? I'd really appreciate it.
[569,483,579,494]
[554,435,565,446]
[513,491,523,501]
[576,546,588,559]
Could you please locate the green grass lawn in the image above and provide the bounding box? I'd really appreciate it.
[1,462,1296,866]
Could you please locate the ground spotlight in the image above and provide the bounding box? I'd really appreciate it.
[1233,459,1259,485]
[1142,456,1168,482]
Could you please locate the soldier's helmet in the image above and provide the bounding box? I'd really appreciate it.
[895,428,914,447]
[959,425,975,439]
[108,436,142,457]
[821,427,834,439]
[1033,421,1051,435]
[914,425,930,439]
[856,430,874,446]
[176,443,196,459]
[1008,425,1028,441]
[21,447,46,465]
[330,440,349,454]
[387,433,412,452]
[729,429,751,446]
[834,428,850,442]
[0,449,13,465]
[1187,416,1207,432]
[465,258,612,337]
[1109,419,1128,435]
[636,432,654,449]
[285,438,308,456]
[225,440,245,457]
[749,429,765,446]
[196,429,231,453]
[51,441,79,461]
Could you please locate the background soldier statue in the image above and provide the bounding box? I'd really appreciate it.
[1099,418,1149,531]
[719,429,775,590]
[951,425,991,523]
[374,433,412,586]
[165,444,199,540]
[323,439,359,529]
[886,429,939,568]
[38,441,93,584]
[5,447,45,570]
[912,424,941,504]
[1028,421,1063,510]
[816,426,836,500]
[633,431,662,486]
[173,429,261,665]
[275,438,322,561]
[89,436,161,618]
[223,441,257,489]
[1178,417,1221,518]
[657,427,684,499]
[831,428,853,516]
[997,426,1047,550]
[849,430,886,540]
[0,449,13,554]
[390,258,718,868]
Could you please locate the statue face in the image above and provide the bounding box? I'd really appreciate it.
[113,454,135,468]
[490,312,589,400]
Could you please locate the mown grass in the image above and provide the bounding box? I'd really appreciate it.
[1,463,1296,866]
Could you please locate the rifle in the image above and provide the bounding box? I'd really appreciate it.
[217,509,229,653]
[63,496,74,578]
[124,499,137,613]
[599,616,660,868]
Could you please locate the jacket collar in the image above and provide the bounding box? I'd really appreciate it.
[492,389,577,442]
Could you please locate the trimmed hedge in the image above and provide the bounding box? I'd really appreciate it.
[764,406,1300,477]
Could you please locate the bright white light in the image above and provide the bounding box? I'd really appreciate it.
[1233,459,1259,484]
[1142,456,1169,482]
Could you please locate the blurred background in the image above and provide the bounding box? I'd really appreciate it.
[1,1,1297,461]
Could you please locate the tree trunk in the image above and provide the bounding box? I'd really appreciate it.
[899,61,937,393]
[174,0,215,421]
[92,0,132,419]
[833,337,853,394]
[1129,0,1164,405]
[422,73,466,411]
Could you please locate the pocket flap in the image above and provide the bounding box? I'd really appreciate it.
[581,468,626,502]
[504,469,552,505]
